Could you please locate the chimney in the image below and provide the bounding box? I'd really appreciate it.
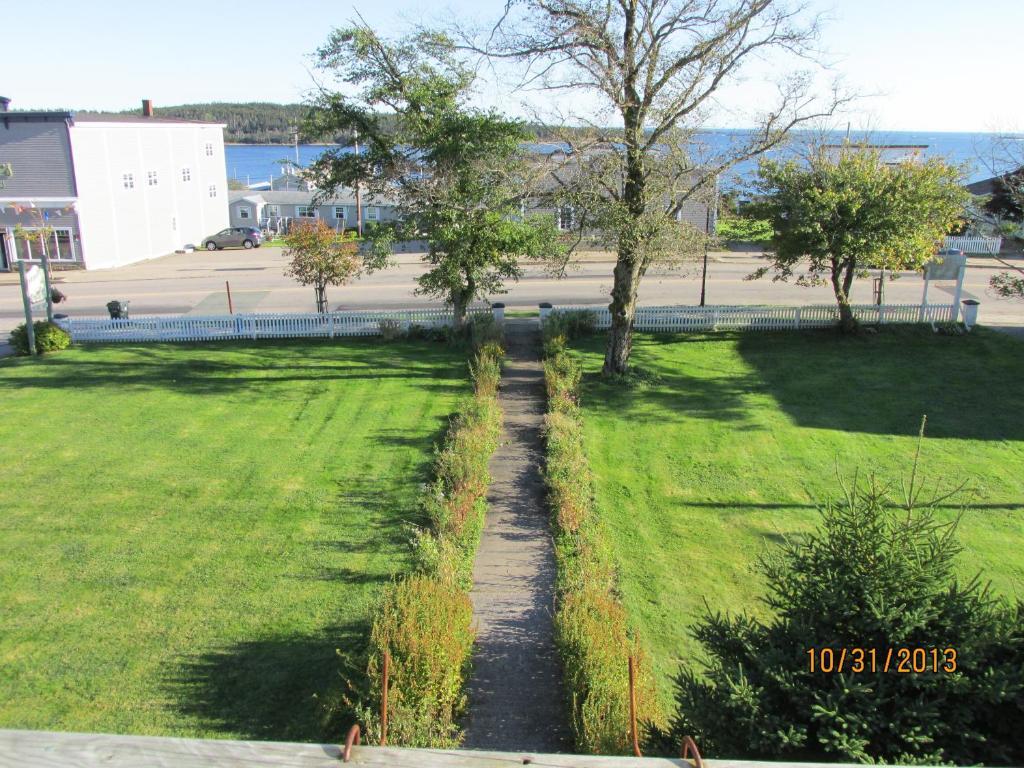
[0,97,10,112]
[142,99,153,117]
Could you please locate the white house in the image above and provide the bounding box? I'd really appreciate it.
[0,97,228,270]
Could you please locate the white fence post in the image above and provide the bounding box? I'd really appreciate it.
[794,307,802,330]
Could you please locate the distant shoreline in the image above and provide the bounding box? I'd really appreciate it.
[225,142,337,147]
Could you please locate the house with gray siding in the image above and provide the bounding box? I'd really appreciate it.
[228,189,400,232]
[0,97,228,270]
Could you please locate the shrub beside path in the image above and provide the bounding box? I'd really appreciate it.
[463,319,572,752]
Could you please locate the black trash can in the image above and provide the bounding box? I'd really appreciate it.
[106,300,130,320]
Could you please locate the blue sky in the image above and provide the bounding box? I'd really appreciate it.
[4,0,1020,132]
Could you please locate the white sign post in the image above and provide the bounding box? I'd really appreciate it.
[16,261,40,355]
[921,253,967,323]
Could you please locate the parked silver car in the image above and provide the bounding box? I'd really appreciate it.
[202,227,262,250]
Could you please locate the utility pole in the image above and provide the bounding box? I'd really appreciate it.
[699,203,712,307]
[354,138,363,237]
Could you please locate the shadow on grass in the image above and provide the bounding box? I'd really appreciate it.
[0,339,468,396]
[573,333,764,427]
[736,326,1024,440]
[164,620,370,742]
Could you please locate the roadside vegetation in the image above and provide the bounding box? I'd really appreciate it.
[715,212,773,245]
[0,339,469,740]
[541,311,664,753]
[750,146,967,332]
[561,326,1024,719]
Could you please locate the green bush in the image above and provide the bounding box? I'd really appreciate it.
[362,575,475,747]
[466,312,503,351]
[423,394,501,581]
[543,310,598,357]
[544,353,582,412]
[542,344,664,753]
[9,321,71,356]
[378,318,404,340]
[668,472,1024,765]
[469,342,504,397]
[715,214,773,244]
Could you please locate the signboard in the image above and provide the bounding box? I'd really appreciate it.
[924,252,966,281]
[25,265,46,309]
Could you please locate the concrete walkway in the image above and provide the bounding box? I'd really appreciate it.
[463,319,572,753]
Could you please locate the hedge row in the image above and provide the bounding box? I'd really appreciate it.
[357,327,504,747]
[542,313,664,753]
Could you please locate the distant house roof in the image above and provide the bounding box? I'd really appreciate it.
[967,177,998,195]
[228,189,398,207]
[0,110,224,127]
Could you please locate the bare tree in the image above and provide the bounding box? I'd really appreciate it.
[469,0,851,373]
[978,132,1024,298]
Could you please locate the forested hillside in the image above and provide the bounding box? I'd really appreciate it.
[143,102,311,143]
[78,101,580,144]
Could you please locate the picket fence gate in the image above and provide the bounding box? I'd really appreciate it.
[58,307,489,344]
[546,303,957,332]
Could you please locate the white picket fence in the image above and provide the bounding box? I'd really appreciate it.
[546,303,956,332]
[943,235,1002,255]
[59,307,489,344]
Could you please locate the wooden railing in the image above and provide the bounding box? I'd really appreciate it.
[0,728,936,767]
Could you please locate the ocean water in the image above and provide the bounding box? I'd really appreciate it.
[225,130,1012,189]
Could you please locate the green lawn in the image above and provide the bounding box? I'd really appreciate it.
[571,327,1024,706]
[0,340,469,741]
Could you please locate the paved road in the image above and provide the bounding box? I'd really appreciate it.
[2,247,1022,335]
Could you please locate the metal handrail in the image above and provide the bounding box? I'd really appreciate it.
[681,735,704,768]
[342,724,361,763]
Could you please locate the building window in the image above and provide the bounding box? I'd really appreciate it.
[147,171,158,187]
[16,227,77,262]
[205,143,213,157]
[123,173,134,189]
[366,206,380,221]
[238,207,251,220]
[297,206,317,218]
[182,168,191,182]
[333,206,347,221]
[264,204,280,217]
[557,205,574,231]
[208,185,217,198]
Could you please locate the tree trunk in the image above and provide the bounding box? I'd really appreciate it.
[837,299,857,333]
[603,96,646,375]
[315,282,328,314]
[452,284,473,329]
[831,259,858,333]
[604,254,642,374]
[452,294,468,328]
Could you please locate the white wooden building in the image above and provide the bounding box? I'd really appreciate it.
[0,97,228,270]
